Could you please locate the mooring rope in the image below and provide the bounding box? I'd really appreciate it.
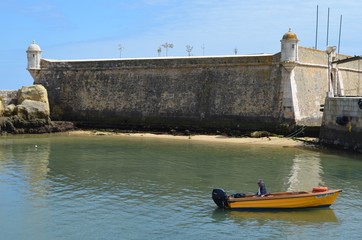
[286,125,307,138]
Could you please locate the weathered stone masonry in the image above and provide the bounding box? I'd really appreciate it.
[35,55,283,131]
[320,97,362,152]
[27,31,362,134]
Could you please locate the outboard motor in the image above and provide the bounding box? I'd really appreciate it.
[212,189,229,208]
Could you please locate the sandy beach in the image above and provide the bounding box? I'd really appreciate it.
[65,130,317,148]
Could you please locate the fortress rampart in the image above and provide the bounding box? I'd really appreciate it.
[320,97,362,152]
[34,54,283,131]
[27,31,362,134]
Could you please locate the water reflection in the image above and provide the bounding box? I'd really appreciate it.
[0,137,51,198]
[0,135,361,239]
[212,208,338,224]
[286,152,324,191]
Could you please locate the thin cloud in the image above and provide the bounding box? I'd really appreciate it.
[0,0,361,90]
[20,1,76,32]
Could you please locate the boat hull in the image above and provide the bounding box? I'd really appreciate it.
[213,189,342,210]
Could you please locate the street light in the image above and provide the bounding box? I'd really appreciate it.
[162,42,174,56]
[118,44,124,58]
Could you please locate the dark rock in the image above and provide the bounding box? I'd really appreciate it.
[0,116,74,135]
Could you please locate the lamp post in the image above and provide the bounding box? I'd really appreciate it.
[162,42,174,56]
[118,44,124,58]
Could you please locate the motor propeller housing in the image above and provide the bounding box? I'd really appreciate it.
[212,189,229,208]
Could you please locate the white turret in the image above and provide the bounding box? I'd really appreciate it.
[27,41,42,70]
[280,28,299,62]
[280,29,301,122]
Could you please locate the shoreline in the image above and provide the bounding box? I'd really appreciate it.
[64,130,318,148]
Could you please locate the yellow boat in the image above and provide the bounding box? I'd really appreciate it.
[212,187,342,210]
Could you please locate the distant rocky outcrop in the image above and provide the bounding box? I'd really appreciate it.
[0,85,74,134]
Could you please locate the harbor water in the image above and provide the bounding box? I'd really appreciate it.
[0,134,361,240]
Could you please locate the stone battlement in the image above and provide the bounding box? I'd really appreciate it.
[27,31,362,135]
[320,97,362,152]
[0,90,17,105]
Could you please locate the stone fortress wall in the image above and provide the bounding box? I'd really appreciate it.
[0,90,17,105]
[35,54,284,131]
[320,97,362,151]
[27,30,362,134]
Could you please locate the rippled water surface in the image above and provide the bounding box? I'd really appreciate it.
[0,134,361,239]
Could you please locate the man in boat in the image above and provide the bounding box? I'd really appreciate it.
[256,179,269,197]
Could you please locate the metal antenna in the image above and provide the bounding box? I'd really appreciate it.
[338,15,343,54]
[315,5,319,49]
[326,7,330,46]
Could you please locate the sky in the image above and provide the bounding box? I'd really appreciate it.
[0,0,361,90]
